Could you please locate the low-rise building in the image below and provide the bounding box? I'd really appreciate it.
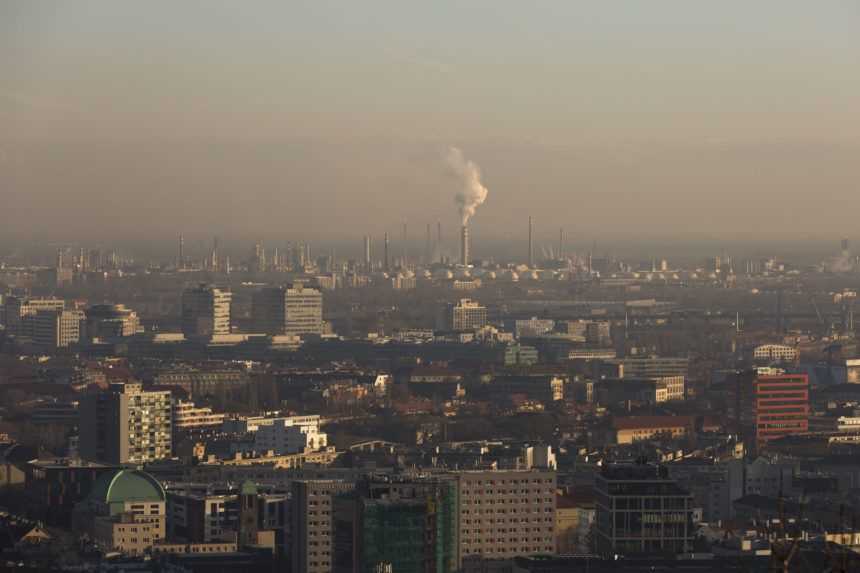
[612,416,695,445]
[254,417,328,455]
[173,400,225,433]
[73,468,166,556]
[751,344,799,364]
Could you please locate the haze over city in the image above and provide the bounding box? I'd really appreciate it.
[4,3,860,573]
[3,1,860,248]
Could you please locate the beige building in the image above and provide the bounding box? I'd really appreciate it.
[79,382,173,464]
[173,400,225,432]
[752,344,799,363]
[290,479,355,573]
[33,309,85,349]
[455,469,556,562]
[152,540,238,555]
[181,284,232,339]
[252,283,324,336]
[658,375,685,401]
[74,469,166,556]
[440,298,488,332]
[555,491,595,554]
[613,415,694,445]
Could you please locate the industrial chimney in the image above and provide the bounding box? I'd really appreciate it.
[460,225,470,266]
[528,216,534,268]
[383,232,390,272]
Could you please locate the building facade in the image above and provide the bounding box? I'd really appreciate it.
[440,299,488,332]
[454,469,556,562]
[73,469,166,556]
[254,417,328,455]
[79,382,173,464]
[751,373,809,445]
[172,400,225,434]
[252,283,324,336]
[32,309,85,349]
[594,464,695,557]
[181,284,232,339]
[85,304,140,340]
[3,296,66,337]
[752,344,799,363]
[291,480,356,573]
[333,476,459,573]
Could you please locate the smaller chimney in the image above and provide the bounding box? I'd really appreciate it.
[460,225,470,266]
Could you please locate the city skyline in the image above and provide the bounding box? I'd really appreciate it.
[4,3,860,571]
[3,2,860,241]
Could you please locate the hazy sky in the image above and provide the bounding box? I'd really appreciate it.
[2,1,860,247]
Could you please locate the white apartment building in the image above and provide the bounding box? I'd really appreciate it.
[254,417,327,455]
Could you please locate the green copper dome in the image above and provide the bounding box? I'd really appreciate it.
[88,469,165,506]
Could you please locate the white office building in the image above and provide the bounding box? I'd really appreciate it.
[253,417,327,455]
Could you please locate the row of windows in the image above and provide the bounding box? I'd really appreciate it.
[462,527,554,534]
[463,517,553,524]
[461,545,554,553]
[462,508,553,515]
[462,478,553,486]
[462,497,553,504]
[462,488,554,495]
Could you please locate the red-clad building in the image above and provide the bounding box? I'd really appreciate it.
[753,374,809,445]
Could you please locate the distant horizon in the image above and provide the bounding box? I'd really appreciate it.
[1,233,855,267]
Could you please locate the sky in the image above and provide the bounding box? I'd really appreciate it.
[2,1,860,252]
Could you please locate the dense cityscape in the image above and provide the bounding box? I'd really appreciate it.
[1,231,860,572]
[5,2,860,572]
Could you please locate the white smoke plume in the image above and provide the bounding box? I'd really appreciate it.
[447,146,488,225]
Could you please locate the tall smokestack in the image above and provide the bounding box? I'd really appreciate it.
[528,216,534,268]
[559,227,564,260]
[383,232,390,272]
[437,221,442,263]
[402,221,408,268]
[425,223,432,264]
[178,234,184,269]
[460,225,470,266]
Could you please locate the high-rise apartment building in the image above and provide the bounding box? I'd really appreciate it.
[32,309,85,349]
[252,283,323,336]
[333,476,459,573]
[291,480,356,573]
[79,382,173,464]
[750,373,809,446]
[181,284,232,339]
[439,299,488,332]
[594,464,695,557]
[731,370,810,448]
[455,469,556,562]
